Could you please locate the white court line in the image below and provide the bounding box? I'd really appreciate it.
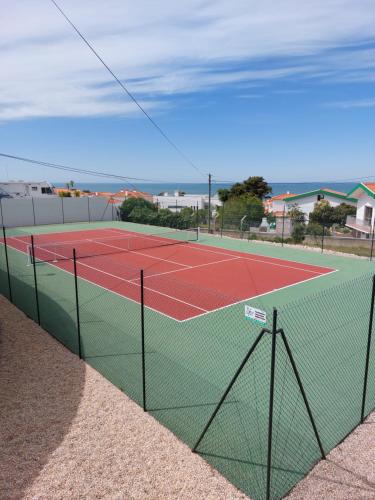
[5,238,183,322]
[105,227,332,275]
[10,236,207,314]
[177,269,339,322]
[6,234,338,323]
[88,238,190,268]
[129,256,242,282]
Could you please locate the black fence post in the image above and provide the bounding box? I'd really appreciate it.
[0,198,3,227]
[73,249,82,359]
[2,226,12,302]
[30,235,41,325]
[87,196,91,223]
[140,269,147,411]
[321,225,325,253]
[281,207,285,247]
[266,308,278,500]
[280,329,326,459]
[370,224,374,261]
[361,274,375,422]
[220,202,225,238]
[193,328,266,453]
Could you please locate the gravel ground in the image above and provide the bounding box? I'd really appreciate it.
[0,296,246,500]
[1,295,375,499]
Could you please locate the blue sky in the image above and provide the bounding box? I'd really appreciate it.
[2,0,375,184]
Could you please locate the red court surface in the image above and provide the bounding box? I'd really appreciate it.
[6,227,335,321]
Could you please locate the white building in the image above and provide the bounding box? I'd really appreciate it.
[0,181,56,198]
[283,188,357,219]
[153,191,221,213]
[345,183,375,238]
[265,192,296,216]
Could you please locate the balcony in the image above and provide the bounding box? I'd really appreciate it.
[346,215,372,235]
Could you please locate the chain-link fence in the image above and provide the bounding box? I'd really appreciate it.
[1,226,375,500]
[210,205,375,259]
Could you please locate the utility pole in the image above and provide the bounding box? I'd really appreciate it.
[208,173,212,233]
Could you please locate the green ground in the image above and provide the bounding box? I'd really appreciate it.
[1,221,374,500]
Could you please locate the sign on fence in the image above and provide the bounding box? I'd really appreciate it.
[244,305,267,325]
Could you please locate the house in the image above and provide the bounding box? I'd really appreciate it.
[0,181,55,198]
[283,188,357,219]
[345,183,375,238]
[265,192,296,216]
[153,191,221,213]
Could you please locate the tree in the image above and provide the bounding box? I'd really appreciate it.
[217,188,230,203]
[228,176,272,200]
[119,198,157,221]
[74,190,80,197]
[69,180,75,189]
[309,200,336,227]
[333,203,356,226]
[287,204,306,223]
[219,194,265,228]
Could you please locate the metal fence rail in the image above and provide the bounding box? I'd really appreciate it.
[1,226,375,500]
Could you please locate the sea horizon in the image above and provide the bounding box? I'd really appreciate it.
[54,181,358,197]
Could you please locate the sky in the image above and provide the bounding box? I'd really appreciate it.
[1,0,375,184]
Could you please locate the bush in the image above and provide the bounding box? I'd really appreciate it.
[291,223,306,243]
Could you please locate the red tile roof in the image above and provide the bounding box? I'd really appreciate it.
[320,188,348,196]
[270,193,297,201]
[364,183,375,194]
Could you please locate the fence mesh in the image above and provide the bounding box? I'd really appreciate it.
[1,224,375,500]
[79,263,144,405]
[5,230,38,321]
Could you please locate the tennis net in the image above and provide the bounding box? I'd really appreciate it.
[28,228,199,264]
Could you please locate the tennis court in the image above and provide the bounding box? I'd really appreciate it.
[2,220,375,500]
[5,226,334,321]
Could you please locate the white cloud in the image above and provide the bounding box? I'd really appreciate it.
[325,98,375,109]
[1,0,375,120]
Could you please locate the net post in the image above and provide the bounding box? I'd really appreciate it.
[140,269,147,411]
[73,248,82,359]
[280,329,326,459]
[2,226,13,302]
[361,274,375,422]
[266,308,278,500]
[30,235,41,325]
[193,328,266,453]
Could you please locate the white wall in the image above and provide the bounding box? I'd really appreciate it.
[0,181,55,198]
[0,196,115,227]
[153,193,222,213]
[356,193,375,226]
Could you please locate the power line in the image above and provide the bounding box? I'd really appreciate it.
[49,0,207,179]
[0,152,165,190]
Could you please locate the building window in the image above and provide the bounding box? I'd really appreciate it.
[41,187,53,194]
[317,194,324,201]
[31,186,38,191]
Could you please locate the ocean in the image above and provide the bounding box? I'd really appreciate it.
[54,181,357,197]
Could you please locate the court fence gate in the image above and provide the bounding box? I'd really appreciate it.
[1,225,375,500]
